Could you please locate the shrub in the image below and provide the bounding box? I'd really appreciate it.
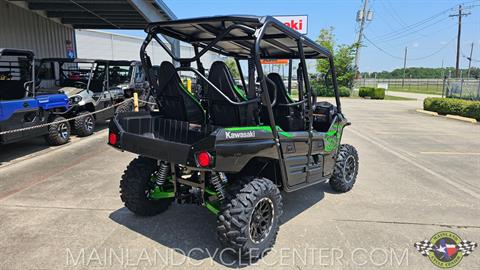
[338,86,352,97]
[358,87,385,99]
[358,87,373,97]
[370,88,386,100]
[423,98,480,120]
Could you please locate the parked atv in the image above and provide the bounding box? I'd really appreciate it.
[37,59,137,137]
[108,16,359,259]
[0,49,71,145]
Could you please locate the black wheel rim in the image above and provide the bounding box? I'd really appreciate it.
[344,155,356,183]
[249,197,274,244]
[58,123,69,139]
[84,116,94,131]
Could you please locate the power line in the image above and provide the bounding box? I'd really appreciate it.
[369,1,478,43]
[374,16,450,43]
[364,35,456,61]
[372,8,450,41]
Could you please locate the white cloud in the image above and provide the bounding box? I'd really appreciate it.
[412,42,419,48]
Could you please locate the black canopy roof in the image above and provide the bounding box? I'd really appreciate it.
[145,16,331,59]
[0,48,34,58]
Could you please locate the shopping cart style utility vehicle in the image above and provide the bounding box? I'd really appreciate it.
[108,16,359,258]
[0,49,71,145]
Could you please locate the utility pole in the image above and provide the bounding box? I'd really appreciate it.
[450,5,470,78]
[467,42,474,78]
[402,46,408,87]
[354,0,371,79]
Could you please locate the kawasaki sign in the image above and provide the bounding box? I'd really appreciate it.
[274,15,308,34]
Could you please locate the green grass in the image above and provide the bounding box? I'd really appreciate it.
[387,85,443,95]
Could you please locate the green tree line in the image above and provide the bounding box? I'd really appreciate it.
[362,67,480,79]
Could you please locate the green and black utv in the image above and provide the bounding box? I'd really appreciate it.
[108,16,359,258]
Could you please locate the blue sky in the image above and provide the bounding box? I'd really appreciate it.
[109,0,480,72]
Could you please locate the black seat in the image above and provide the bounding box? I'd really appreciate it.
[265,73,304,131]
[152,61,205,125]
[206,61,256,126]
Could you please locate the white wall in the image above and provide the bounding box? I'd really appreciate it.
[75,29,224,69]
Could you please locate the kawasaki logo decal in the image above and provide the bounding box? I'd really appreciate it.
[224,126,293,138]
[225,131,256,139]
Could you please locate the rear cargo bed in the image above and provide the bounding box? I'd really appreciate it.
[110,112,215,164]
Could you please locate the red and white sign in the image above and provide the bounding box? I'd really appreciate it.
[274,15,308,34]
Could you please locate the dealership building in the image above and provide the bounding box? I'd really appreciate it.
[0,0,221,64]
[75,29,223,67]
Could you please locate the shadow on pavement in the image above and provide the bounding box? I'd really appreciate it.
[109,181,332,268]
[0,122,109,166]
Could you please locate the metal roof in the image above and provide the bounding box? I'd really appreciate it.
[146,16,332,59]
[39,57,97,63]
[7,0,176,29]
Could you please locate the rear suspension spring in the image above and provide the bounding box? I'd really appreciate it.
[154,161,170,186]
[211,172,227,201]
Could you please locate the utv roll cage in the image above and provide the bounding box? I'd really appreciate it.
[140,15,342,138]
[0,48,35,99]
[37,58,96,89]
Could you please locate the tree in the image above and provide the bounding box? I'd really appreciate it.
[315,27,356,88]
[225,58,240,79]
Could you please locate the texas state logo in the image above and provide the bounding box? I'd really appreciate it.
[414,231,477,268]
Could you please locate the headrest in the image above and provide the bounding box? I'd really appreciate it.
[208,61,241,101]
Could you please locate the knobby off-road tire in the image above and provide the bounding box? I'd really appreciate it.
[115,99,134,114]
[73,111,95,137]
[44,115,71,146]
[120,156,172,216]
[329,144,359,192]
[217,177,283,259]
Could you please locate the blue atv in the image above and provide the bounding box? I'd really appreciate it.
[0,48,71,145]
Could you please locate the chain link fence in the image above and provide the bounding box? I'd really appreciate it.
[354,78,480,100]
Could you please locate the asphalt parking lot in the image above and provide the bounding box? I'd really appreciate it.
[0,96,479,269]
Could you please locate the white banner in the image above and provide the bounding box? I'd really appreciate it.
[274,15,308,34]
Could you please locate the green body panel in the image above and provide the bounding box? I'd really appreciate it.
[324,121,344,152]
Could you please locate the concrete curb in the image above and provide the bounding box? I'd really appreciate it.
[416,109,438,116]
[415,109,478,124]
[446,114,478,124]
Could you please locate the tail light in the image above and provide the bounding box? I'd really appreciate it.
[196,151,213,167]
[108,132,118,145]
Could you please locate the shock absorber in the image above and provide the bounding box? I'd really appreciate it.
[210,172,227,201]
[154,161,170,186]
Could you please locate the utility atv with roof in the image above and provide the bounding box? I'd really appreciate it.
[37,58,149,136]
[0,49,71,145]
[108,16,359,258]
